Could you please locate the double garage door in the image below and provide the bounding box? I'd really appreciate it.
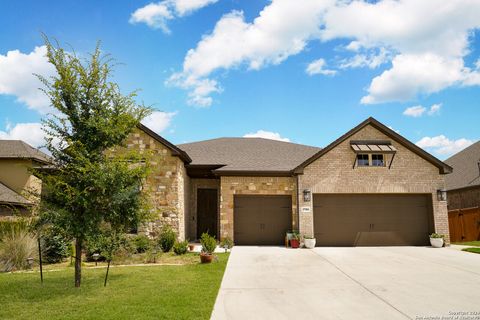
[233,194,433,246]
[313,194,433,246]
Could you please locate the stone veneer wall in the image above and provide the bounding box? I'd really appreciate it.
[219,176,297,240]
[110,128,188,240]
[187,178,220,240]
[298,124,450,243]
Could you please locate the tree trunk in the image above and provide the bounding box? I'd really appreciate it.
[104,260,111,287]
[74,238,83,288]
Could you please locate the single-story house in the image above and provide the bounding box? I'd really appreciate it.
[0,140,51,218]
[116,117,452,246]
[444,141,480,242]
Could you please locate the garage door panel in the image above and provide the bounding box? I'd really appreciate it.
[313,194,432,246]
[234,195,292,245]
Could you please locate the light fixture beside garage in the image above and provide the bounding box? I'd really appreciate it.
[303,189,311,202]
[437,189,447,201]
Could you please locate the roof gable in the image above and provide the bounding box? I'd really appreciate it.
[445,140,480,190]
[294,117,452,174]
[137,123,191,163]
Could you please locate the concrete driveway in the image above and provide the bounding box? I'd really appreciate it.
[211,246,480,320]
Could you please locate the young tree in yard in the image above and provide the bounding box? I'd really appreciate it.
[36,37,151,287]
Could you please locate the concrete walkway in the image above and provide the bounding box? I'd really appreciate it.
[211,246,480,320]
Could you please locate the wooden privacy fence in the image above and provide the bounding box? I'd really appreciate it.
[448,207,480,243]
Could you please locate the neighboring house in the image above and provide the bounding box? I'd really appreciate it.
[118,117,452,246]
[0,140,51,218]
[444,141,480,242]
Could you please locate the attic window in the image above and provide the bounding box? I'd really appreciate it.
[357,154,369,166]
[372,154,385,167]
[351,140,396,169]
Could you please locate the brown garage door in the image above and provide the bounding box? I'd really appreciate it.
[313,194,433,246]
[234,195,292,245]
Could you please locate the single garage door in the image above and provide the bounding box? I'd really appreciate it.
[234,195,292,245]
[313,194,433,246]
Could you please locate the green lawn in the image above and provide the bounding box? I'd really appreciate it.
[0,253,229,320]
[453,241,480,246]
[462,247,480,254]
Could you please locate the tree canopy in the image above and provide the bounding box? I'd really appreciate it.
[36,36,152,287]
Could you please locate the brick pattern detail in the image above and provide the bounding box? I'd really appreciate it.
[110,128,188,240]
[219,176,297,240]
[298,124,450,243]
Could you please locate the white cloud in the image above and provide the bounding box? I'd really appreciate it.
[339,47,389,69]
[169,0,480,106]
[416,135,474,156]
[403,105,426,117]
[243,130,290,142]
[0,46,55,114]
[306,58,336,76]
[360,53,467,104]
[403,103,442,117]
[427,103,441,115]
[141,111,176,133]
[169,1,333,106]
[129,0,218,33]
[0,122,45,148]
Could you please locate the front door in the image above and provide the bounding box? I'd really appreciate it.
[197,188,218,238]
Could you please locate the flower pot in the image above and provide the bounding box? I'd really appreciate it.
[200,252,214,263]
[188,244,195,251]
[430,238,444,248]
[304,238,316,249]
[290,239,300,248]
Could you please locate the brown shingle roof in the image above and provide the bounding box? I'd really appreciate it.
[445,140,480,190]
[0,140,51,164]
[178,138,320,174]
[0,182,31,206]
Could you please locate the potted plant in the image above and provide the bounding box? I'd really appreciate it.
[220,237,234,253]
[429,233,444,248]
[290,231,300,249]
[303,235,316,249]
[200,233,217,263]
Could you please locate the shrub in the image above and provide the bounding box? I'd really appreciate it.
[430,233,445,239]
[41,227,70,264]
[200,233,217,254]
[173,240,188,255]
[0,219,29,241]
[0,225,37,272]
[219,237,233,252]
[133,234,151,253]
[158,226,176,253]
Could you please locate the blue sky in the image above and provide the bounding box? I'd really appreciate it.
[0,0,479,159]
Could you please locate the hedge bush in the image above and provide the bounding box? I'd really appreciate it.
[158,226,176,253]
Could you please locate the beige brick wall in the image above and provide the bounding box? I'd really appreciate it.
[187,178,220,240]
[219,176,297,240]
[111,128,188,240]
[298,124,450,243]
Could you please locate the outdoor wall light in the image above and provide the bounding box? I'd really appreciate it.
[303,189,311,202]
[437,189,447,202]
